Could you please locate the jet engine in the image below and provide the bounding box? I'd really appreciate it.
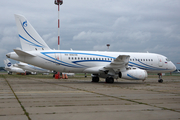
[119,68,147,80]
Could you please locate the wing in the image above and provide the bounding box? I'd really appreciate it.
[102,55,130,72]
[83,55,130,73]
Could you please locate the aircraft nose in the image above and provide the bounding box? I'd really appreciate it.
[6,53,11,58]
[171,62,176,71]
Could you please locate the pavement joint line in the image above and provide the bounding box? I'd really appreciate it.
[33,79,180,113]
[0,91,85,94]
[2,75,32,120]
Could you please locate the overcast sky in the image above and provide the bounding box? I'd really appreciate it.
[0,0,180,69]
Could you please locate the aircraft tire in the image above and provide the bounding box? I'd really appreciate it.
[106,77,114,83]
[92,77,99,82]
[158,79,163,83]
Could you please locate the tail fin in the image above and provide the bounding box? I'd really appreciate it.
[14,14,51,51]
[4,59,12,68]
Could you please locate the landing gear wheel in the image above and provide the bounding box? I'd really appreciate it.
[157,73,163,83]
[92,77,99,82]
[158,79,163,83]
[106,77,114,83]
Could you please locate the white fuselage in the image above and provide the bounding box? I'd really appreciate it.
[7,50,176,74]
[4,67,25,74]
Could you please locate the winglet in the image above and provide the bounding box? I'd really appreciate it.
[13,48,36,57]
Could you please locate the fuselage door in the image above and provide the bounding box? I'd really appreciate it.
[157,56,163,67]
[55,53,61,65]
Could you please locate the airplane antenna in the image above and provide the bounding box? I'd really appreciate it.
[54,0,63,50]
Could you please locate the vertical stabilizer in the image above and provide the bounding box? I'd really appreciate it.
[14,14,51,51]
[4,59,12,68]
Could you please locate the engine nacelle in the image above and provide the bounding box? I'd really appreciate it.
[119,69,147,80]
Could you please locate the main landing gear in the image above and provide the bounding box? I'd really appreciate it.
[92,77,99,82]
[158,73,163,83]
[106,77,114,83]
[92,76,115,83]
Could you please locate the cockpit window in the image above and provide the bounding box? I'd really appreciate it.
[166,58,170,61]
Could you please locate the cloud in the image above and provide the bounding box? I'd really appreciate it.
[73,31,114,42]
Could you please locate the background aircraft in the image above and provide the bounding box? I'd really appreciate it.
[6,14,176,83]
[15,62,51,74]
[4,59,25,74]
[4,59,51,75]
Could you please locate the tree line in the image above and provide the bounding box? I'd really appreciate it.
[0,67,5,71]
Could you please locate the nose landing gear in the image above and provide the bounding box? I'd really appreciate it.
[158,73,163,83]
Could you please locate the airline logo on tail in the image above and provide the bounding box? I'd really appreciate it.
[7,62,11,67]
[23,21,27,27]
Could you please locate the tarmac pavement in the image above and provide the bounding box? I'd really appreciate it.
[0,74,180,120]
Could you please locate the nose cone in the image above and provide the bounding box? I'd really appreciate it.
[6,53,11,58]
[170,62,176,71]
[172,63,177,71]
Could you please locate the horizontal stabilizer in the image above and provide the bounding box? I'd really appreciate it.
[17,64,25,67]
[5,68,11,71]
[13,48,36,57]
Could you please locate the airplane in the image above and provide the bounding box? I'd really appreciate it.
[4,59,51,75]
[15,62,51,74]
[6,14,176,83]
[4,59,25,74]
